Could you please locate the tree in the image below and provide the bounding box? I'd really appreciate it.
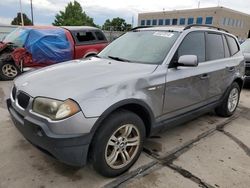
[11,12,32,26]
[102,17,132,31]
[53,1,95,26]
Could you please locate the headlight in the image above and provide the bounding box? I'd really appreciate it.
[32,97,80,120]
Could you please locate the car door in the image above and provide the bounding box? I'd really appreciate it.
[162,31,210,119]
[199,32,228,102]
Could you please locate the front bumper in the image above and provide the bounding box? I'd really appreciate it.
[7,98,93,167]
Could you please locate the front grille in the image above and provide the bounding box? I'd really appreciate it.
[17,92,30,109]
[12,86,16,100]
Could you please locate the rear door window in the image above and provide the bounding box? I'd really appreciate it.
[226,35,239,55]
[206,33,224,61]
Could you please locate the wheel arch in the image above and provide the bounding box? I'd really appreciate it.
[90,99,154,138]
[233,77,244,90]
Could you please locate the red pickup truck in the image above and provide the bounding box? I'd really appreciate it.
[0,26,108,80]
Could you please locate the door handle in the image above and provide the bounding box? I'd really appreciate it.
[200,73,210,80]
[226,66,235,72]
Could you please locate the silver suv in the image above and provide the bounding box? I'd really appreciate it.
[7,25,245,177]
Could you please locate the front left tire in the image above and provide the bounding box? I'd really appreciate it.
[91,110,146,177]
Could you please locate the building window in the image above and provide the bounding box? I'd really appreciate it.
[241,21,244,28]
[188,18,194,25]
[232,19,235,27]
[165,19,170,25]
[159,19,163,25]
[205,17,213,24]
[146,20,151,26]
[172,18,178,25]
[152,19,157,26]
[196,17,203,24]
[180,18,186,25]
[227,18,230,26]
[235,20,239,27]
[141,20,145,26]
[223,18,227,25]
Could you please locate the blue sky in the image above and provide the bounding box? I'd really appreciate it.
[0,0,250,26]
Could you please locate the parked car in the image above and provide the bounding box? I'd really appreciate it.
[7,25,245,177]
[0,26,108,80]
[240,39,250,84]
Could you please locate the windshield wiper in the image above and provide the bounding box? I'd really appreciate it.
[108,56,131,62]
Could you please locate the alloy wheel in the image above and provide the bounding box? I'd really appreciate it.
[2,64,18,78]
[227,88,239,113]
[105,124,141,169]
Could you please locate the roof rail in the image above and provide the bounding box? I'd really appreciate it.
[130,26,153,31]
[184,24,229,33]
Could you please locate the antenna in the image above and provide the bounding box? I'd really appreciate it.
[217,0,220,6]
[198,1,200,8]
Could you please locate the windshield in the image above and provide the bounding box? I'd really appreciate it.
[241,40,250,53]
[99,30,180,64]
[3,27,29,47]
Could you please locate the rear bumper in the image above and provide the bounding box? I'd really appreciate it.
[7,98,92,167]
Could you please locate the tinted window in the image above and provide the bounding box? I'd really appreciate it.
[159,19,163,25]
[152,19,157,25]
[205,17,213,24]
[141,20,145,26]
[222,35,230,58]
[165,19,170,25]
[206,33,224,61]
[196,17,203,24]
[172,19,178,25]
[226,35,239,55]
[75,31,96,42]
[95,31,106,41]
[188,18,194,25]
[177,32,205,63]
[146,20,151,26]
[180,18,185,25]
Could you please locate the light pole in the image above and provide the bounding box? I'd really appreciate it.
[19,0,24,26]
[30,0,34,25]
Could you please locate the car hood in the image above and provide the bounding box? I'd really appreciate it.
[14,57,158,100]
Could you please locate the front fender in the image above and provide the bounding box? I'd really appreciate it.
[89,98,155,133]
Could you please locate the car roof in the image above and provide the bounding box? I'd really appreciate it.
[62,26,100,31]
[134,25,230,35]
[19,25,100,31]
[138,26,185,32]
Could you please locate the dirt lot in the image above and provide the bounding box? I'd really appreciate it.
[0,81,250,188]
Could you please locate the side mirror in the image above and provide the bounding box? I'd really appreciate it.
[178,55,198,67]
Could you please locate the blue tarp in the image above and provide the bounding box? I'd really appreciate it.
[24,28,72,64]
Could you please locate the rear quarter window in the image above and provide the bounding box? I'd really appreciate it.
[226,35,239,56]
[74,31,96,43]
[95,31,107,41]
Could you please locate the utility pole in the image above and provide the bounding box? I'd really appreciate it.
[19,0,24,26]
[30,0,34,25]
[198,1,200,8]
[132,16,134,28]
